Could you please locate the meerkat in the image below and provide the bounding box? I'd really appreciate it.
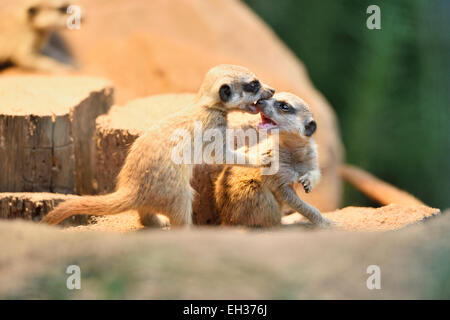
[0,0,74,72]
[214,92,336,228]
[41,64,275,227]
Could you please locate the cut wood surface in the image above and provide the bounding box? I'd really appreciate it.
[0,76,113,194]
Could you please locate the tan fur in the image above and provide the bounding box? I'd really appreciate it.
[0,0,73,72]
[215,92,335,228]
[41,65,274,227]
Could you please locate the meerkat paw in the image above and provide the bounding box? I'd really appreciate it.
[317,217,340,229]
[299,175,312,193]
[299,170,321,193]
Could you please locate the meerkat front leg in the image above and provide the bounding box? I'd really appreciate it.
[299,169,321,193]
[276,184,335,228]
[223,148,271,169]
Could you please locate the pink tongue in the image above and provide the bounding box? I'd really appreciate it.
[258,122,273,130]
[258,112,275,130]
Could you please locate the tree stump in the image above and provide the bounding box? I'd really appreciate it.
[0,76,114,194]
[0,192,87,225]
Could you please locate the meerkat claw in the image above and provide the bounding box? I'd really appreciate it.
[299,176,312,192]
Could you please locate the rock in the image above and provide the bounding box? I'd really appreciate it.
[0,76,113,194]
[0,192,88,226]
[58,0,343,211]
[339,164,425,207]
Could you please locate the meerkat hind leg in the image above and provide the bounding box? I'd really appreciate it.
[277,185,335,228]
[167,202,193,227]
[162,186,194,228]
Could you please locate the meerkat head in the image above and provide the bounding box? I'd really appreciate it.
[196,64,275,114]
[25,0,71,31]
[255,92,317,139]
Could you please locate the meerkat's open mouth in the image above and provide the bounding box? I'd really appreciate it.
[258,112,278,130]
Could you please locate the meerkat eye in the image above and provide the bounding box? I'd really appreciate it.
[278,102,291,112]
[219,84,232,102]
[243,80,261,94]
[305,120,317,136]
[28,6,39,16]
[58,5,69,14]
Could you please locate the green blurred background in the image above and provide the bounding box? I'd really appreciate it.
[245,0,449,209]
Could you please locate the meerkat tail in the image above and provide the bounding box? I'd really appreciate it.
[339,164,424,206]
[41,189,134,225]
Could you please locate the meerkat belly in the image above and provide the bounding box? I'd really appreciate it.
[116,130,194,207]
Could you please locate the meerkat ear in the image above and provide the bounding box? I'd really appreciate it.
[219,84,232,102]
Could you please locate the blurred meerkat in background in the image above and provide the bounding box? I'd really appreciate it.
[215,92,336,228]
[0,0,76,72]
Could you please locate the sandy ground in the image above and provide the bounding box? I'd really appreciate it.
[62,204,439,233]
[0,210,448,299]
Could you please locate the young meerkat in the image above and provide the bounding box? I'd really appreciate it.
[0,0,74,72]
[42,64,275,227]
[214,92,335,228]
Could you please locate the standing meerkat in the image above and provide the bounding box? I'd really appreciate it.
[0,0,74,72]
[215,92,335,228]
[42,64,275,227]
